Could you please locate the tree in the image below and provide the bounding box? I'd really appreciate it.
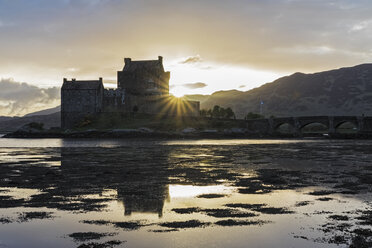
[212,105,221,118]
[219,107,227,119]
[200,109,207,117]
[225,107,235,119]
[205,105,236,119]
[207,109,212,118]
[28,122,44,130]
[245,112,264,120]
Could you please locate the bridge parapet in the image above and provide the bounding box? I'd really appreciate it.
[246,119,270,134]
[245,116,370,135]
[361,117,372,133]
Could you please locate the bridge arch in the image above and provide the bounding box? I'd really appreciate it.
[334,121,358,133]
[245,116,367,135]
[274,122,296,134]
[300,122,328,134]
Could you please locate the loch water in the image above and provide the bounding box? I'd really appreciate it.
[0,137,371,248]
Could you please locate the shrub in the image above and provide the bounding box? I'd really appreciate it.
[28,122,44,130]
[202,105,236,119]
[245,112,264,120]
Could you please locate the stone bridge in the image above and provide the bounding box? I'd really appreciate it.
[246,116,372,135]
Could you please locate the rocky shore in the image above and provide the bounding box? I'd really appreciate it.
[3,125,372,139]
[3,127,259,139]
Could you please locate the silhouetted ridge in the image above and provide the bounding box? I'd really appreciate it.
[186,63,372,118]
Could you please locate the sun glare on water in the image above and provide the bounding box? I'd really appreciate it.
[169,185,234,198]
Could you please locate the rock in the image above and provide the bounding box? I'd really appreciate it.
[138,127,153,133]
[223,128,247,134]
[201,129,218,133]
[111,129,138,134]
[85,129,98,132]
[182,128,196,134]
[230,128,247,134]
[223,129,232,134]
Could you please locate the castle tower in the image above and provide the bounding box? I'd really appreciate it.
[117,56,170,96]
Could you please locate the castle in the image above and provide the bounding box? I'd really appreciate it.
[61,56,200,129]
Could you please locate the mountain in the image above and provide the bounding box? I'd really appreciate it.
[0,113,60,133]
[0,106,61,133]
[185,64,372,118]
[0,116,16,122]
[24,106,60,117]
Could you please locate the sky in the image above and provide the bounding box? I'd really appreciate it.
[1,0,372,115]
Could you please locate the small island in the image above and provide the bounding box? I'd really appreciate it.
[4,56,249,138]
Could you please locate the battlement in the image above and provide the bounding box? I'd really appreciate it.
[123,56,162,66]
[62,78,103,90]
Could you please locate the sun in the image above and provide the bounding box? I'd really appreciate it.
[170,87,186,97]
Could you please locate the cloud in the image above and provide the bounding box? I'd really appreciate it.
[0,19,14,28]
[0,78,60,116]
[179,55,203,64]
[182,82,207,89]
[1,0,372,80]
[350,19,372,31]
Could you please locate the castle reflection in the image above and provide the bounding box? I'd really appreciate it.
[119,184,169,217]
[57,141,240,218]
[60,146,171,217]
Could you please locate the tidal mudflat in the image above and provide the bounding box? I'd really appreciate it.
[0,138,372,247]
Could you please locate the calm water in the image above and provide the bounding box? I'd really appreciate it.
[0,137,371,248]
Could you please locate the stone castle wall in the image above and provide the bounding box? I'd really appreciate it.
[61,79,104,129]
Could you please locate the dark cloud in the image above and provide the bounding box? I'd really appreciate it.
[182,82,207,89]
[0,78,59,116]
[180,55,202,64]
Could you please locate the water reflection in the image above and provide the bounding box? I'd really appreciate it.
[0,140,372,247]
[60,147,172,218]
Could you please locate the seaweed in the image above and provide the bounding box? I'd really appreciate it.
[68,232,117,242]
[215,219,266,226]
[159,220,210,229]
[196,194,227,199]
[76,240,123,248]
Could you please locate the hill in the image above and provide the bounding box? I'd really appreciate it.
[0,112,60,133]
[24,106,60,117]
[185,64,372,118]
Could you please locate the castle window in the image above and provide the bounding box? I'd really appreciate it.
[147,78,157,89]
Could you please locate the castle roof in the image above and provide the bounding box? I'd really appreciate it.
[122,56,165,73]
[62,79,103,90]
